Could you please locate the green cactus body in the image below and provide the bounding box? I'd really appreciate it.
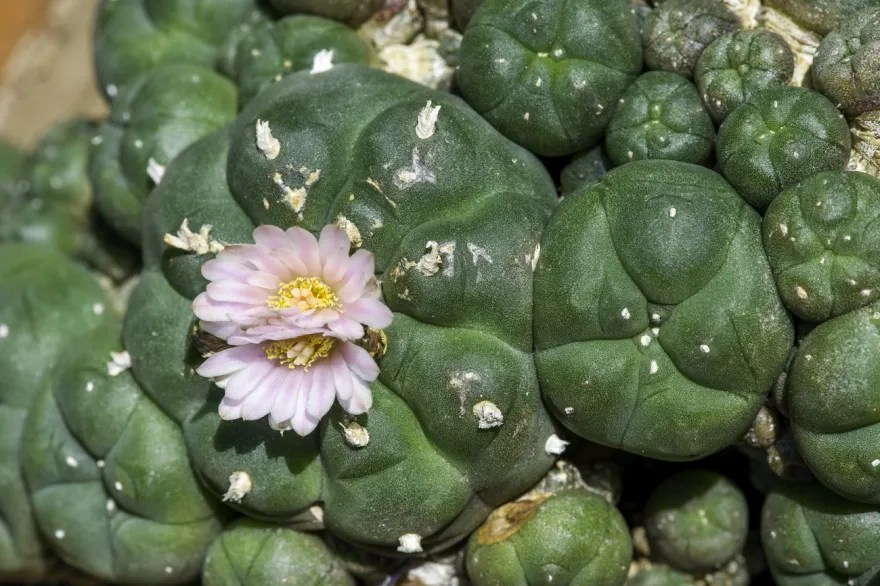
[267,0,384,26]
[763,171,880,322]
[644,470,749,573]
[0,121,137,281]
[762,483,880,584]
[787,303,880,504]
[202,520,355,586]
[94,0,263,97]
[605,71,715,166]
[534,160,793,460]
[642,0,741,79]
[452,0,485,30]
[626,565,696,585]
[220,15,373,106]
[695,30,795,124]
[560,147,614,197]
[466,489,632,586]
[125,65,559,554]
[457,0,642,156]
[813,7,880,117]
[90,65,238,246]
[4,249,224,584]
[0,140,27,200]
[763,0,879,35]
[0,245,116,580]
[717,86,851,211]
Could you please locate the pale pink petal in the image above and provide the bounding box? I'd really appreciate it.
[245,270,283,290]
[329,352,353,403]
[340,341,380,381]
[291,377,319,435]
[196,345,264,378]
[340,376,372,415]
[306,362,336,419]
[286,227,322,275]
[200,320,244,340]
[270,368,304,423]
[218,396,244,420]
[319,225,351,259]
[326,317,365,340]
[336,249,375,301]
[343,298,393,329]
[253,225,291,249]
[206,282,268,304]
[239,367,284,420]
[273,248,308,276]
[202,258,250,281]
[223,358,275,401]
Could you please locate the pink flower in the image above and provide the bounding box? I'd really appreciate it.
[196,335,378,436]
[192,224,393,436]
[193,225,392,344]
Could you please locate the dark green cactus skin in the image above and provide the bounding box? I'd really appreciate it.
[220,15,373,106]
[90,65,237,246]
[762,483,880,585]
[457,0,642,156]
[695,30,795,124]
[0,245,115,581]
[605,71,715,166]
[626,565,695,585]
[642,0,741,79]
[202,520,355,586]
[267,0,384,25]
[813,7,880,117]
[763,0,879,35]
[452,0,485,30]
[644,470,748,573]
[125,65,559,554]
[466,489,632,586]
[94,0,263,97]
[787,303,880,505]
[534,160,793,461]
[763,171,880,322]
[4,250,225,584]
[717,86,851,211]
[0,140,27,201]
[559,147,614,197]
[0,121,137,281]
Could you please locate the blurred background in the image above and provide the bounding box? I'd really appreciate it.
[0,0,106,148]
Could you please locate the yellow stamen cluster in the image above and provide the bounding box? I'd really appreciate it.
[267,277,340,311]
[264,335,335,370]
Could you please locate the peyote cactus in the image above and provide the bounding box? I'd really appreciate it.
[762,482,880,584]
[267,0,385,26]
[202,520,355,585]
[0,120,137,281]
[716,85,852,211]
[812,7,880,117]
[534,160,793,460]
[787,302,880,504]
[94,0,265,97]
[604,71,716,166]
[642,0,741,79]
[762,171,880,322]
[219,15,373,105]
[125,64,559,555]
[694,30,795,124]
[0,245,118,581]
[457,0,642,156]
[643,470,749,574]
[90,64,238,246]
[466,487,632,585]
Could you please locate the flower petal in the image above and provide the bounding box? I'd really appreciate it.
[223,357,275,401]
[340,341,380,381]
[270,368,304,423]
[341,376,372,415]
[306,362,336,420]
[239,366,284,420]
[319,225,351,260]
[286,227,322,276]
[196,345,264,378]
[218,396,244,420]
[253,225,291,249]
[343,298,393,329]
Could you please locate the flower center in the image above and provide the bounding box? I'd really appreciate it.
[264,335,335,370]
[267,277,340,311]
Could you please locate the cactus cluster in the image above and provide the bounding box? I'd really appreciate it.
[2,0,880,584]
